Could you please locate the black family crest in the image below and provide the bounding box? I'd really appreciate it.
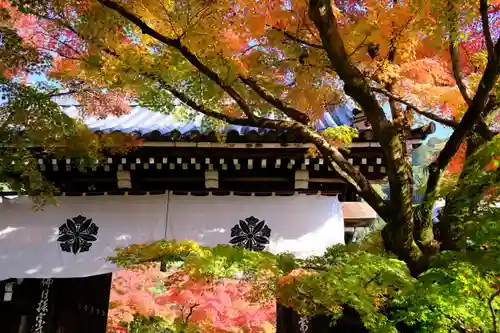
[57,215,99,254]
[229,216,271,251]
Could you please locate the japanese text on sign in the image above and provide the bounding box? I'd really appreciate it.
[31,279,53,333]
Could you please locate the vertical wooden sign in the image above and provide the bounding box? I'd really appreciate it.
[276,303,369,333]
[277,304,329,333]
[30,279,54,333]
[297,315,312,333]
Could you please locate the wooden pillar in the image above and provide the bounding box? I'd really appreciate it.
[276,304,369,332]
[276,304,334,333]
[54,274,112,333]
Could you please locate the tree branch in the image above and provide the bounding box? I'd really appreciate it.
[150,74,386,216]
[480,0,495,60]
[156,80,287,129]
[67,14,382,214]
[372,87,459,127]
[184,303,199,325]
[386,37,404,133]
[309,0,432,271]
[239,76,310,124]
[272,27,325,50]
[38,0,387,225]
[424,38,500,203]
[48,89,85,98]
[308,0,407,209]
[489,289,499,333]
[348,33,370,58]
[412,109,460,129]
[372,87,498,139]
[446,0,473,106]
[97,0,256,121]
[300,128,388,218]
[307,0,390,135]
[449,41,473,106]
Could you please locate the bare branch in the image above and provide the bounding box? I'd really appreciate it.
[272,27,325,49]
[184,303,199,324]
[158,0,181,38]
[371,87,460,127]
[97,0,256,121]
[480,0,495,60]
[239,76,310,124]
[411,109,459,128]
[183,3,213,37]
[241,43,263,55]
[48,89,80,98]
[348,33,370,58]
[372,87,497,139]
[273,57,334,74]
[35,45,82,61]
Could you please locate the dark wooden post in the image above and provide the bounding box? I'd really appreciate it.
[55,273,112,333]
[276,303,369,333]
[276,304,333,333]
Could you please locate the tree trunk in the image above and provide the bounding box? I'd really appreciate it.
[308,0,434,276]
[437,135,489,250]
[381,213,431,277]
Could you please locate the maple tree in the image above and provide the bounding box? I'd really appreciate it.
[108,186,500,332]
[106,147,499,330]
[1,0,500,275]
[107,265,275,333]
[0,1,139,204]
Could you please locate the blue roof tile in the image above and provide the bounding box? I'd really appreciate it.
[62,104,355,135]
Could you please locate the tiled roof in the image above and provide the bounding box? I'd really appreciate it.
[62,104,354,133]
[62,104,433,143]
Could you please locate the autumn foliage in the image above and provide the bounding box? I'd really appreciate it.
[108,266,275,333]
[2,0,500,277]
[0,0,499,330]
[1,0,497,123]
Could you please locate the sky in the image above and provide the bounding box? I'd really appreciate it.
[433,123,453,139]
[381,103,452,140]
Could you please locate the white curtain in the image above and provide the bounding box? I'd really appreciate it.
[0,195,168,280]
[0,193,345,279]
[167,193,344,258]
